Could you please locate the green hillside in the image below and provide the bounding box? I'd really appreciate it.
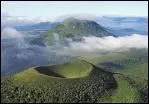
[51,59,92,78]
[1,59,116,103]
[1,49,148,103]
[45,18,113,42]
[99,74,148,103]
[85,48,148,78]
[85,48,148,103]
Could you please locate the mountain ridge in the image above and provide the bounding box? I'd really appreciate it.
[45,17,114,42]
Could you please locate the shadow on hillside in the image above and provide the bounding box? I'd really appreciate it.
[99,62,124,70]
[35,66,65,78]
[91,65,118,90]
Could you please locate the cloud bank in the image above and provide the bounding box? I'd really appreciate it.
[1,27,148,54]
[2,27,24,38]
[1,12,52,28]
[63,34,148,53]
[1,27,72,76]
[1,27,148,77]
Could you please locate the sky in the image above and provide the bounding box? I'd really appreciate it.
[1,1,148,21]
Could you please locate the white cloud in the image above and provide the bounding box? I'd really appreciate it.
[1,27,23,38]
[1,12,52,27]
[64,34,148,52]
[1,27,30,50]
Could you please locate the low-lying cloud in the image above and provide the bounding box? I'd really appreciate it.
[63,34,148,53]
[2,27,24,39]
[1,27,148,76]
[1,27,72,76]
[1,12,52,28]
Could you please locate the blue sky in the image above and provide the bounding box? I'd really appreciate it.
[1,1,148,20]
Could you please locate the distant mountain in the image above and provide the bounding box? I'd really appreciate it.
[106,28,148,36]
[95,16,148,35]
[45,17,114,42]
[55,15,148,35]
[13,16,148,36]
[15,22,57,31]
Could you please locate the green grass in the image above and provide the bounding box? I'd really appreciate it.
[99,74,148,103]
[122,63,148,79]
[87,49,148,77]
[53,59,92,78]
[10,59,93,84]
[110,74,141,103]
